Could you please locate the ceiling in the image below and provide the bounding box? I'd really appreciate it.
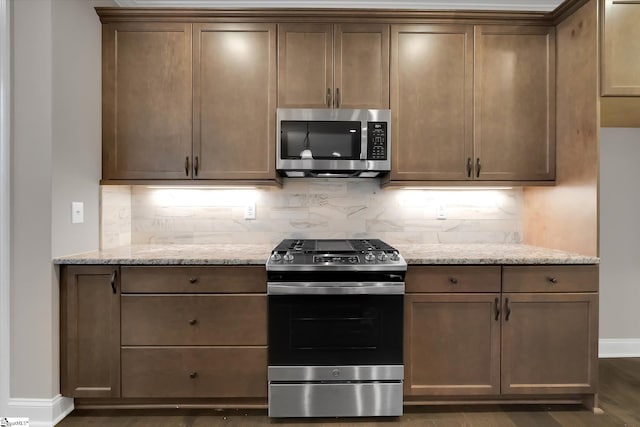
[113,0,566,12]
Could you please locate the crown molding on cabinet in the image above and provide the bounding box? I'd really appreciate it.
[113,0,564,12]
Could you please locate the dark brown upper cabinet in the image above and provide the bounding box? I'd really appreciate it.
[102,22,193,181]
[278,23,390,109]
[193,23,277,180]
[389,24,555,184]
[102,22,277,183]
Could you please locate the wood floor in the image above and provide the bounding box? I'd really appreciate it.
[57,358,640,427]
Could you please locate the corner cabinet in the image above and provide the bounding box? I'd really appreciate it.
[601,0,640,96]
[389,25,555,184]
[278,23,390,109]
[102,22,277,183]
[405,265,598,403]
[60,265,121,398]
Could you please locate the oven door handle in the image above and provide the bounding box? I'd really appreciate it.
[267,281,405,295]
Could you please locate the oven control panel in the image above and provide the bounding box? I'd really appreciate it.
[313,255,360,264]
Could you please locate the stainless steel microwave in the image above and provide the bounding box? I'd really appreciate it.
[276,108,391,178]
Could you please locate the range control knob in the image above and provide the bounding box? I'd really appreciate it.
[390,251,400,261]
[283,252,295,263]
[377,252,389,261]
[365,251,376,262]
[270,252,282,262]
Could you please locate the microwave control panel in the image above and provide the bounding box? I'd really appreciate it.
[366,122,388,160]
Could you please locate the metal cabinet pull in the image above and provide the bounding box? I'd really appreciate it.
[189,277,198,284]
[466,158,472,178]
[505,297,511,321]
[189,319,198,326]
[336,88,340,108]
[189,372,198,379]
[327,88,332,108]
[547,277,558,284]
[494,297,500,321]
[476,158,481,178]
[110,270,117,294]
[449,277,458,284]
[185,156,190,176]
[194,156,199,177]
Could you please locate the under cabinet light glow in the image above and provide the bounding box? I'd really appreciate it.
[151,188,258,207]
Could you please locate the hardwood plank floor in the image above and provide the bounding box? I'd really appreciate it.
[57,358,640,427]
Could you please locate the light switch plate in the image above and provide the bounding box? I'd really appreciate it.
[71,202,84,224]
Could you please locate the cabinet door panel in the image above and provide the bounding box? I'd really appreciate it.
[501,293,598,394]
[601,0,640,95]
[61,266,120,398]
[334,24,389,109]
[103,23,192,180]
[194,23,276,179]
[278,24,333,108]
[405,294,500,396]
[474,26,555,181]
[390,25,473,181]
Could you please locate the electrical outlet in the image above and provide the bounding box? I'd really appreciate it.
[436,204,447,220]
[71,202,84,224]
[244,202,256,220]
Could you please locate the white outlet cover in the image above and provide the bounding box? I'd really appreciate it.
[71,202,84,224]
[244,202,256,220]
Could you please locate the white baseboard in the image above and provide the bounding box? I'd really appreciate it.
[599,338,640,358]
[6,395,74,427]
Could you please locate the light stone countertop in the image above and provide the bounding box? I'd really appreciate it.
[54,243,599,265]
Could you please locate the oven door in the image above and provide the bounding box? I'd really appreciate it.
[268,293,403,366]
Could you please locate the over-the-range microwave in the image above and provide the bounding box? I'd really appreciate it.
[276,108,391,178]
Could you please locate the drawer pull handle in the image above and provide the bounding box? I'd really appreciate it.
[449,277,458,284]
[547,277,558,284]
[110,270,117,294]
[189,372,198,379]
[189,277,199,284]
[494,297,500,321]
[189,319,198,325]
[505,298,511,321]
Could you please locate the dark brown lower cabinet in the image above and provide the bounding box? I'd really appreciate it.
[404,293,501,396]
[404,265,599,401]
[501,292,599,395]
[60,265,121,398]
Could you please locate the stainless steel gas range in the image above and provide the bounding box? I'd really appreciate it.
[266,239,407,418]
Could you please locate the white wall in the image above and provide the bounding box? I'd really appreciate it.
[9,0,109,423]
[599,128,640,355]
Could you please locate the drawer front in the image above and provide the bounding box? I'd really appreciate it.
[121,266,266,293]
[406,266,501,293]
[502,265,598,293]
[121,347,267,398]
[121,295,267,345]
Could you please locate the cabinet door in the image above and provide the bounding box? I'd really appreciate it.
[601,0,640,95]
[278,24,333,108]
[60,266,120,398]
[501,293,598,395]
[193,23,276,180]
[390,25,473,181]
[334,24,390,109]
[102,23,192,180]
[405,294,501,396]
[474,26,555,181]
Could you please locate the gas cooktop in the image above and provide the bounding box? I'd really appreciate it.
[266,239,406,272]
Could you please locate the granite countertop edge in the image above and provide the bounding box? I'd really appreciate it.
[53,243,600,266]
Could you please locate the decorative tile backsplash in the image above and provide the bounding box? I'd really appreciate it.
[100,179,522,249]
